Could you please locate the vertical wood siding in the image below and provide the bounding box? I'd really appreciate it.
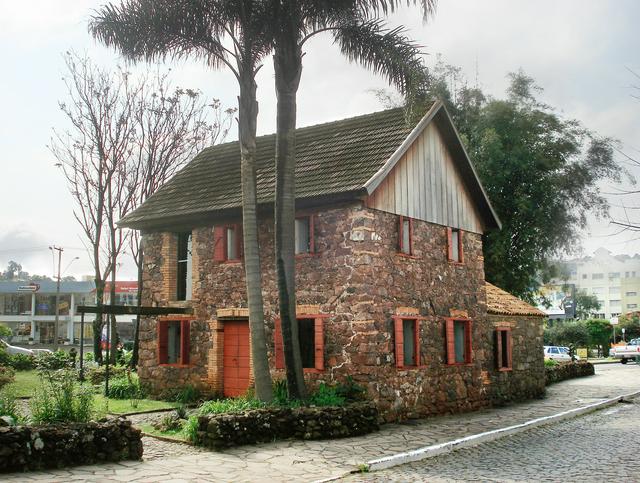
[366,123,484,234]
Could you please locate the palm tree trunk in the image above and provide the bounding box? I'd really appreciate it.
[238,67,273,402]
[274,42,306,400]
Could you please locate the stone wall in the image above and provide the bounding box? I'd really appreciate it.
[545,361,595,385]
[139,202,543,421]
[0,418,142,473]
[196,402,378,449]
[487,314,546,404]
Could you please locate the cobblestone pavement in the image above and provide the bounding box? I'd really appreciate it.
[346,397,640,482]
[3,363,639,482]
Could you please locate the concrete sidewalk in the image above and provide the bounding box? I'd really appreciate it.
[4,364,639,483]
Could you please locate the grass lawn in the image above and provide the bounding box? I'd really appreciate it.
[2,370,40,398]
[139,423,190,442]
[94,394,178,415]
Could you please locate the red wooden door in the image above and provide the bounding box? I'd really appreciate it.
[223,320,250,397]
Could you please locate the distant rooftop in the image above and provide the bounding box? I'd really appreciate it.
[486,282,546,317]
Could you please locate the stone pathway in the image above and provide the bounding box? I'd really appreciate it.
[3,363,639,482]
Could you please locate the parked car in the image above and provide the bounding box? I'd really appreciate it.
[544,346,572,361]
[610,338,640,364]
[0,339,51,356]
[559,346,581,361]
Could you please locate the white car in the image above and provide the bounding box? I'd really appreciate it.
[544,345,572,361]
[559,346,580,361]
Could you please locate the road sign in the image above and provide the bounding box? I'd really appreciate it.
[611,316,619,325]
[17,283,40,292]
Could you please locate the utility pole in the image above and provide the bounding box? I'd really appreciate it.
[50,246,63,351]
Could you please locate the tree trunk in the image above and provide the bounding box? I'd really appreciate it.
[131,240,143,368]
[238,67,273,402]
[274,41,306,400]
[109,262,118,365]
[93,277,104,365]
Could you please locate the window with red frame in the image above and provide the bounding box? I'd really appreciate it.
[445,318,472,364]
[274,316,324,371]
[393,316,421,368]
[398,216,413,255]
[213,224,242,262]
[447,227,464,263]
[295,215,315,255]
[496,328,512,370]
[158,319,191,365]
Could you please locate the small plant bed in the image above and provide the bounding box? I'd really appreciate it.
[545,360,595,385]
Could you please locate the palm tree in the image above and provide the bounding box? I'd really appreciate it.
[271,1,435,399]
[89,0,274,402]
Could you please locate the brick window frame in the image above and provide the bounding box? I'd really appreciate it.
[295,214,316,257]
[157,317,193,367]
[445,317,473,365]
[213,224,242,263]
[274,314,327,373]
[398,215,415,256]
[447,227,464,264]
[393,315,423,369]
[496,327,513,371]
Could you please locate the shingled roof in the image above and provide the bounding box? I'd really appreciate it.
[485,282,545,317]
[120,101,499,230]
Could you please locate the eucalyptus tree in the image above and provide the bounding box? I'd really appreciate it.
[270,0,434,399]
[89,0,275,401]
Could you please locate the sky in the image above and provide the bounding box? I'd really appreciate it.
[0,0,639,281]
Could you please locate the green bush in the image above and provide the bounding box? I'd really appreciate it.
[35,350,74,371]
[308,383,345,407]
[83,352,94,362]
[0,365,16,389]
[106,372,145,400]
[9,353,36,371]
[184,415,199,443]
[335,376,367,402]
[161,384,202,404]
[0,390,20,422]
[197,397,266,415]
[544,358,558,367]
[30,369,94,424]
[0,325,12,337]
[86,365,127,385]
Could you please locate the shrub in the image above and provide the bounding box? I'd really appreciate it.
[0,390,20,421]
[35,350,74,371]
[335,376,367,402]
[0,365,16,389]
[308,383,345,407]
[10,353,36,371]
[197,397,266,415]
[0,325,12,337]
[84,352,94,362]
[161,384,202,404]
[86,365,127,385]
[30,369,95,424]
[272,379,289,406]
[184,415,199,444]
[544,358,558,367]
[106,372,145,400]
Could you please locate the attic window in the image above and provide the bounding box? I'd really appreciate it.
[214,224,242,262]
[398,216,413,255]
[447,228,464,263]
[176,232,192,301]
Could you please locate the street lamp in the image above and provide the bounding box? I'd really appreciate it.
[49,246,79,351]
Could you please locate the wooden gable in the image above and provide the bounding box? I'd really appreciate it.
[366,122,484,234]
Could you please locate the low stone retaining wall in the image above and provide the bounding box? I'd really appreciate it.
[0,417,142,473]
[545,361,595,385]
[196,402,379,449]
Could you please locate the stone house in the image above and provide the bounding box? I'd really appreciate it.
[120,101,545,421]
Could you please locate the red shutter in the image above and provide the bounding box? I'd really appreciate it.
[447,228,453,261]
[414,319,421,366]
[496,330,503,369]
[274,318,284,369]
[236,224,243,260]
[213,226,226,262]
[507,330,513,369]
[314,317,324,371]
[398,216,404,253]
[394,317,404,368]
[180,319,191,365]
[309,214,316,253]
[158,319,168,364]
[458,230,465,264]
[445,318,455,365]
[465,320,473,364]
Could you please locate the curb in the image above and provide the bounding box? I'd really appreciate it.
[362,389,640,473]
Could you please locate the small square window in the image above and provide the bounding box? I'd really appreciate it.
[446,318,472,365]
[158,319,191,365]
[496,328,512,371]
[295,216,315,255]
[398,216,413,255]
[447,228,464,263]
[393,316,420,368]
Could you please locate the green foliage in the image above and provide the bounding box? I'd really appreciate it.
[575,291,602,319]
[9,353,36,371]
[86,365,127,385]
[585,319,612,356]
[197,397,266,415]
[84,352,95,362]
[335,376,367,402]
[545,321,589,351]
[0,365,16,389]
[184,415,199,444]
[308,383,345,407]
[105,372,145,400]
[30,369,95,424]
[0,325,12,338]
[0,390,20,421]
[408,64,622,301]
[619,313,640,340]
[175,404,188,419]
[35,350,74,371]
[544,358,558,367]
[272,379,289,406]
